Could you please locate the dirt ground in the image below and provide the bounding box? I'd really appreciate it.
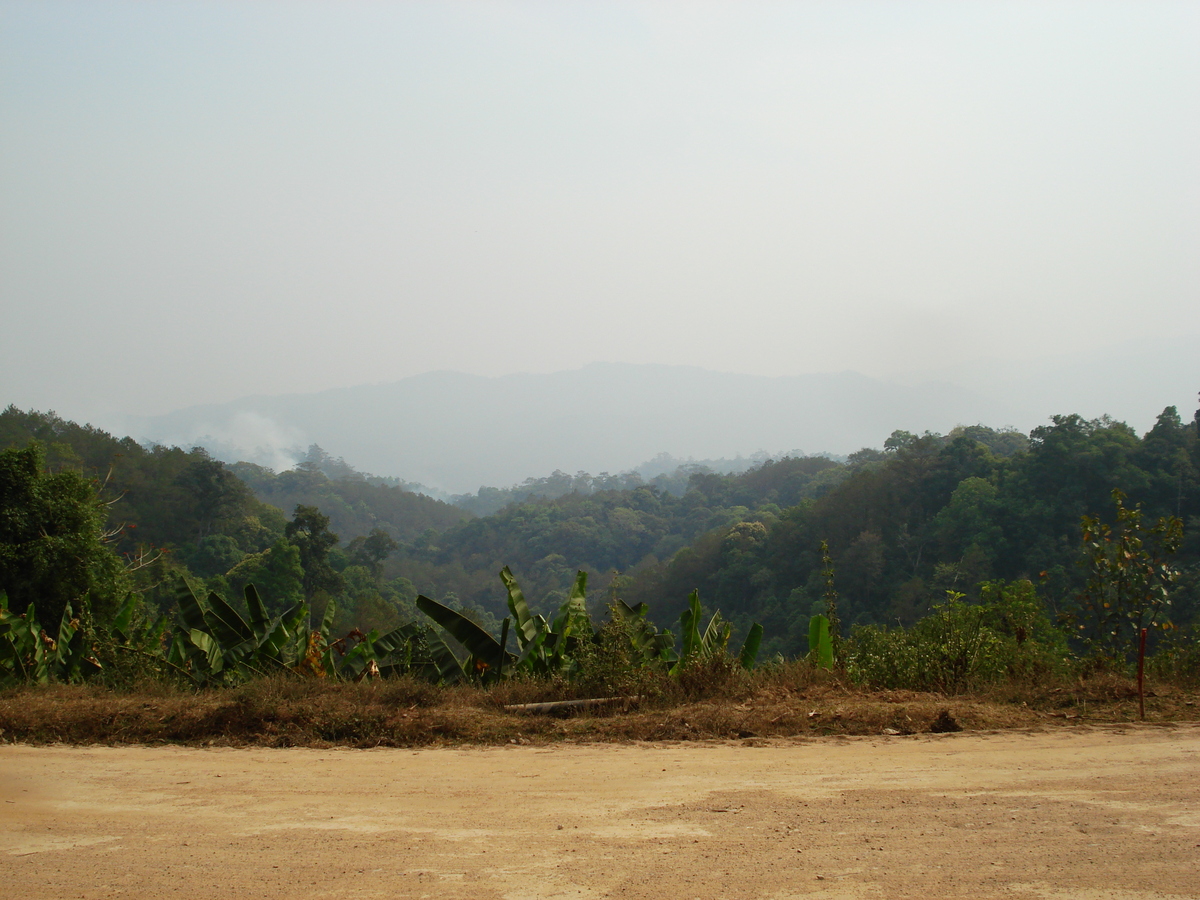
[2,725,1197,900]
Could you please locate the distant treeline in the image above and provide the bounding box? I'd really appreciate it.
[448,450,818,516]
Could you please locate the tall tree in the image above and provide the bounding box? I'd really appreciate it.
[347,527,399,578]
[0,443,126,624]
[285,505,343,600]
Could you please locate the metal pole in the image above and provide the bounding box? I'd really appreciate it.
[1137,627,1147,721]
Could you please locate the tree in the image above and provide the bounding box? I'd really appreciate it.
[187,534,244,578]
[285,505,343,600]
[174,453,254,542]
[1074,489,1183,663]
[225,538,305,615]
[1136,406,1198,520]
[346,527,399,578]
[0,443,126,625]
[819,540,842,661]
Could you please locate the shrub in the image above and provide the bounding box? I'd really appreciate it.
[1147,625,1200,686]
[572,612,672,702]
[673,648,748,701]
[845,582,1073,693]
[845,592,1009,693]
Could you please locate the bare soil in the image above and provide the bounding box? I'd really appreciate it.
[3,724,1198,899]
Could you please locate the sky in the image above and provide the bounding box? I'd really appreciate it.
[2,1,1198,426]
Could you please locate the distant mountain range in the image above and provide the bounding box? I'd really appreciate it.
[116,340,1198,495]
[115,363,1015,494]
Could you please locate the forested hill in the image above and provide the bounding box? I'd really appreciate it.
[0,406,468,629]
[227,453,469,543]
[394,454,848,624]
[0,405,287,563]
[623,412,1200,656]
[0,407,466,546]
[3,402,1198,663]
[386,410,1200,659]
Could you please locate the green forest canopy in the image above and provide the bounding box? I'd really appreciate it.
[1,401,1197,660]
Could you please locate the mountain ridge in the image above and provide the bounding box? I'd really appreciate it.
[118,363,1021,493]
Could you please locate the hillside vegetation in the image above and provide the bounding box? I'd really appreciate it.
[2,399,1198,706]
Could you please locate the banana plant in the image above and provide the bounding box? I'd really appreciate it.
[808,613,834,669]
[416,592,510,682]
[166,585,241,683]
[325,620,468,684]
[501,567,594,676]
[167,578,313,684]
[0,594,103,686]
[164,578,444,685]
[110,591,170,652]
[611,597,677,668]
[681,590,728,659]
[671,590,763,673]
[550,571,595,653]
[104,592,187,681]
[739,622,764,669]
[47,601,103,682]
[0,594,48,686]
[374,622,466,683]
[418,568,605,682]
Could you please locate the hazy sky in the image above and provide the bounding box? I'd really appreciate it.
[2,1,1198,423]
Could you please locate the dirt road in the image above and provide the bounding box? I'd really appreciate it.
[2,725,1197,899]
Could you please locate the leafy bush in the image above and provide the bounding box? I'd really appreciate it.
[673,647,747,701]
[845,583,1069,693]
[572,611,661,699]
[1072,489,1183,664]
[1146,625,1200,686]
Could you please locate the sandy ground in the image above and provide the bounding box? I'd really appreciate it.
[1,725,1198,900]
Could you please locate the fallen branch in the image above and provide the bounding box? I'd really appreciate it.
[503,696,639,716]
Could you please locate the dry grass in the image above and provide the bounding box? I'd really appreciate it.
[2,663,1197,748]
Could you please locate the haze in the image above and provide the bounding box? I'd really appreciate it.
[2,3,1198,446]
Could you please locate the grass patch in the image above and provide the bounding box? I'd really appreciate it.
[2,663,1197,748]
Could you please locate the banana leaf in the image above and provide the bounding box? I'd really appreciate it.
[678,590,703,661]
[500,566,543,649]
[317,596,337,643]
[809,614,833,669]
[421,628,467,683]
[244,584,270,636]
[174,578,209,634]
[0,598,46,685]
[204,590,254,648]
[111,593,139,641]
[738,622,764,669]
[673,590,731,673]
[109,594,169,664]
[416,594,505,665]
[51,602,99,682]
[551,570,594,647]
[52,603,77,667]
[701,610,731,654]
[334,622,435,680]
[166,630,190,672]
[376,623,466,684]
[613,599,676,665]
[257,602,308,668]
[187,628,224,675]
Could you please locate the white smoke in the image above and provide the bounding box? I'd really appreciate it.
[142,411,306,472]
